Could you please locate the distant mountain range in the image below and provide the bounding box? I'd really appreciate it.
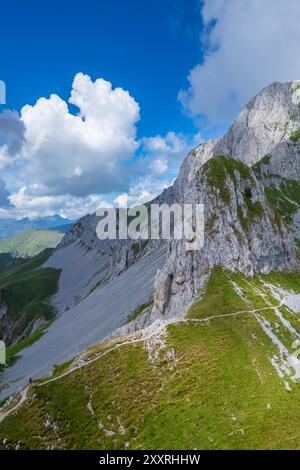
[0,215,74,240]
[0,229,64,257]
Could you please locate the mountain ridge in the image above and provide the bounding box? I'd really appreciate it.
[0,215,73,240]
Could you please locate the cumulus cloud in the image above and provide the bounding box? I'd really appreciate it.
[0,72,202,219]
[19,73,140,197]
[179,0,300,126]
[112,131,202,209]
[6,129,195,219]
[150,158,168,175]
[114,175,171,208]
[6,186,110,220]
[0,110,25,167]
[113,131,203,208]
[142,131,202,176]
[143,131,188,155]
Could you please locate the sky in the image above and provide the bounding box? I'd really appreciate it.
[0,0,300,220]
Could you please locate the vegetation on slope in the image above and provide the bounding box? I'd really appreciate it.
[290,129,300,145]
[252,154,272,174]
[0,229,63,257]
[0,254,25,273]
[3,322,54,369]
[202,156,264,232]
[202,155,252,205]
[126,301,153,324]
[1,268,300,450]
[252,154,299,249]
[264,179,300,224]
[0,249,60,345]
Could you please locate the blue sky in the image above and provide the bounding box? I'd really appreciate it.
[1,0,300,219]
[0,0,202,138]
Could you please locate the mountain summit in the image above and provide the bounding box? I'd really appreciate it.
[215,81,300,166]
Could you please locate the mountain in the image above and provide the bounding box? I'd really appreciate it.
[0,215,73,240]
[0,81,299,449]
[0,229,64,257]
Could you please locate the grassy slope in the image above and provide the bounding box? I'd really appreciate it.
[0,229,63,257]
[0,254,25,273]
[202,156,264,233]
[1,268,300,450]
[265,180,300,224]
[251,152,300,227]
[0,249,60,345]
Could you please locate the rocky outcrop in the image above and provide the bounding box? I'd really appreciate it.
[214,81,300,166]
[151,156,296,319]
[150,82,300,320]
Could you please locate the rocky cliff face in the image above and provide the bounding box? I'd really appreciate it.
[214,81,300,166]
[150,81,300,320]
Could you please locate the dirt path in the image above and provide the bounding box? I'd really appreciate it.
[0,386,29,423]
[0,300,285,422]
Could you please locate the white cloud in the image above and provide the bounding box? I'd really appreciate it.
[0,110,25,167]
[113,131,201,208]
[0,73,202,219]
[115,131,203,206]
[143,131,201,176]
[143,131,191,158]
[150,158,168,175]
[114,175,170,208]
[179,0,300,126]
[19,73,140,197]
[6,185,110,220]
